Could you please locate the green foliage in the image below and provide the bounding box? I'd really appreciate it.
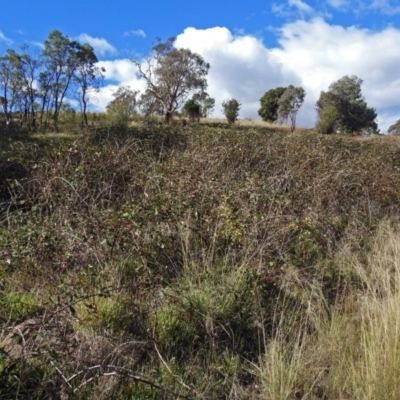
[277,85,306,132]
[182,98,201,122]
[258,87,287,122]
[106,86,138,127]
[0,30,104,131]
[316,75,378,134]
[222,98,241,124]
[201,95,215,118]
[134,37,210,124]
[74,43,105,125]
[316,104,337,134]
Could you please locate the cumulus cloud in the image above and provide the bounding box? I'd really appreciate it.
[76,33,116,55]
[271,18,400,130]
[95,59,145,110]
[175,27,299,120]
[173,21,400,131]
[123,29,146,38]
[94,20,400,131]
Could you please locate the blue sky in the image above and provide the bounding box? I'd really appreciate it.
[1,0,400,131]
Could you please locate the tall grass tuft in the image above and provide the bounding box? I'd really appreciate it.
[252,220,400,399]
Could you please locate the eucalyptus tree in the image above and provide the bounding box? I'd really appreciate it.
[133,37,210,124]
[39,30,80,126]
[0,49,22,124]
[258,87,287,123]
[316,75,378,134]
[106,86,139,126]
[14,46,41,127]
[201,95,215,118]
[277,85,306,132]
[138,90,164,117]
[0,47,41,127]
[74,43,105,125]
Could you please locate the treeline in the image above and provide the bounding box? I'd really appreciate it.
[0,30,104,128]
[1,31,397,134]
[258,75,379,134]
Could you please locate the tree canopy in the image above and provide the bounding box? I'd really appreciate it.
[222,98,241,124]
[258,87,287,122]
[316,75,378,134]
[277,85,306,132]
[182,98,201,122]
[133,37,210,124]
[0,30,105,129]
[106,86,139,126]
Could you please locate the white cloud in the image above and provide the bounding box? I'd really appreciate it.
[0,30,13,45]
[326,0,400,14]
[173,22,400,132]
[93,21,400,132]
[123,29,146,38]
[289,0,314,14]
[272,0,316,18]
[370,0,400,14]
[271,18,400,130]
[94,59,146,110]
[76,33,116,55]
[97,59,139,84]
[175,27,299,119]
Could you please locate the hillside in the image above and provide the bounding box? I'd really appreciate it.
[1,124,400,399]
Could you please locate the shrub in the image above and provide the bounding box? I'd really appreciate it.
[222,98,241,124]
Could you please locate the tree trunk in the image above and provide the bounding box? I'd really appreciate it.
[165,111,173,125]
[83,97,88,126]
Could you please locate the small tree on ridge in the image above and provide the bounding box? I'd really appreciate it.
[222,98,241,124]
[277,85,306,132]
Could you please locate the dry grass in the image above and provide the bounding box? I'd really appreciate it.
[252,220,400,399]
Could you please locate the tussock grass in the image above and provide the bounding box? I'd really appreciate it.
[252,220,400,400]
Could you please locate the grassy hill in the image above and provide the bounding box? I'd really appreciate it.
[1,122,400,399]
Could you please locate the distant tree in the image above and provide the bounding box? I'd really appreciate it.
[133,37,210,125]
[40,30,80,127]
[18,46,41,127]
[0,49,26,124]
[222,98,241,125]
[388,119,400,135]
[182,98,201,122]
[277,85,306,132]
[258,87,287,122]
[0,54,14,124]
[74,43,105,125]
[201,95,215,118]
[138,90,164,117]
[316,75,378,134]
[106,86,139,126]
